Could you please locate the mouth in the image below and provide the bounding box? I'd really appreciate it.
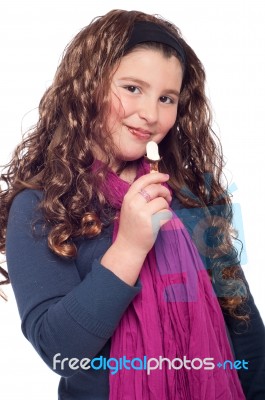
[126,126,152,140]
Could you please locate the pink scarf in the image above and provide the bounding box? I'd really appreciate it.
[99,159,245,400]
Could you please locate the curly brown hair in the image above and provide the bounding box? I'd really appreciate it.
[0,9,248,319]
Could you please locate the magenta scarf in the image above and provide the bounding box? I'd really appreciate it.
[99,159,245,400]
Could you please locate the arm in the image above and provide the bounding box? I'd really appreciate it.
[224,279,265,400]
[171,196,265,398]
[6,189,140,377]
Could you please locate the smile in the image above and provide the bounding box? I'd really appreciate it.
[126,126,152,140]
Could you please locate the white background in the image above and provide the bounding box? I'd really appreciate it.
[0,0,264,398]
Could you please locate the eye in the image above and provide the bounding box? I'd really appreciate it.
[124,85,141,94]
[160,96,174,104]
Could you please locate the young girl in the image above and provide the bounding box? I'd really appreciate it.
[0,9,264,400]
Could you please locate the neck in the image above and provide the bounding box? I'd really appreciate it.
[116,161,138,185]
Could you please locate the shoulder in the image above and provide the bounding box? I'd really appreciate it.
[8,189,44,224]
[10,189,44,208]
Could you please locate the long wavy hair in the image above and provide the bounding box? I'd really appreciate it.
[0,9,248,319]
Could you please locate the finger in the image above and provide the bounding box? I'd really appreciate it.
[129,172,169,194]
[137,188,152,203]
[141,183,172,204]
[145,197,171,215]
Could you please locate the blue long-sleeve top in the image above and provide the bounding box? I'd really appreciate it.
[6,189,265,399]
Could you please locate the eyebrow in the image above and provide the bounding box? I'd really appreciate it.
[117,76,180,97]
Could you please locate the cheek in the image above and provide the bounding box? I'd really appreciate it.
[162,109,178,132]
[109,94,125,124]
[116,95,134,118]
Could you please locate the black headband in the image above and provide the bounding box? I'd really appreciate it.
[125,21,186,68]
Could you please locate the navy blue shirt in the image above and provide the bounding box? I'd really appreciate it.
[6,189,265,399]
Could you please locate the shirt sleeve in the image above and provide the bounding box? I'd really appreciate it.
[223,277,265,400]
[172,195,265,398]
[201,208,265,399]
[6,189,141,377]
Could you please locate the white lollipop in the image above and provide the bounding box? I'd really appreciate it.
[146,141,160,172]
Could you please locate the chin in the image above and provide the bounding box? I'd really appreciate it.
[122,155,144,163]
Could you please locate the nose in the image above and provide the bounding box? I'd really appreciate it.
[138,97,158,124]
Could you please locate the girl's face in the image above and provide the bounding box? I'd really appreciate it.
[106,48,183,169]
